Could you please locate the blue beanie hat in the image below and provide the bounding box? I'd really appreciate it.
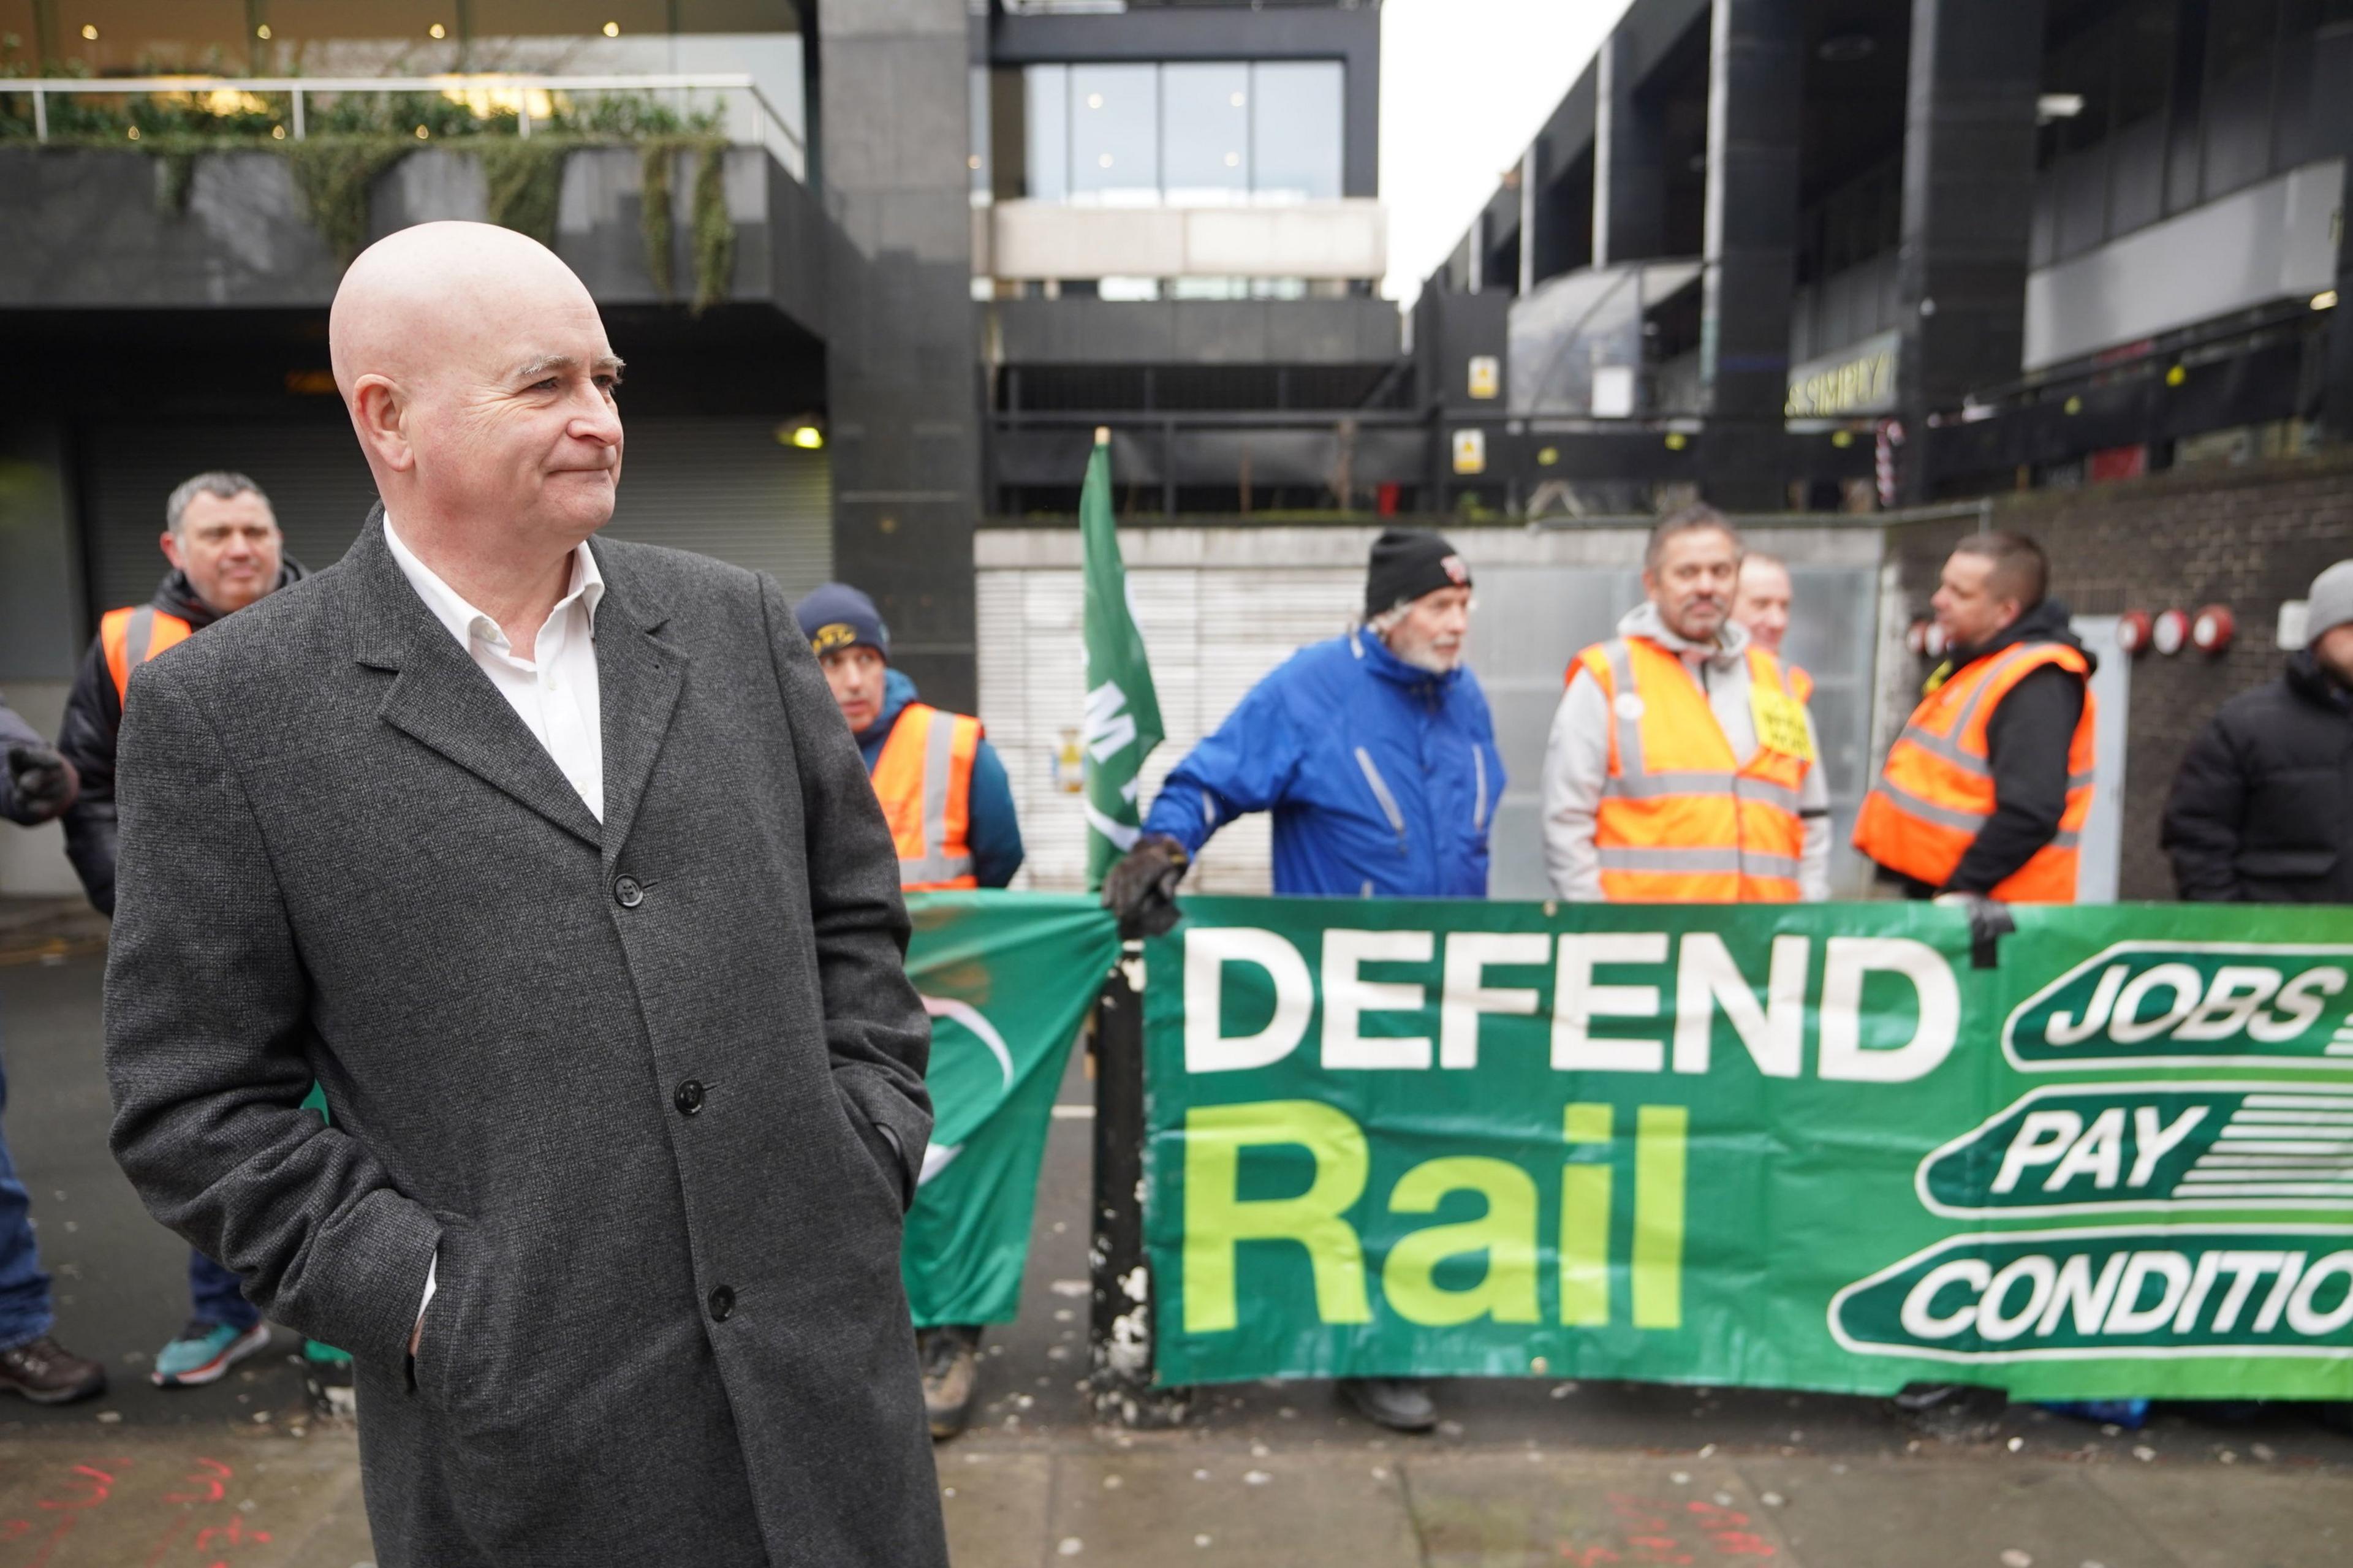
[793,582,890,661]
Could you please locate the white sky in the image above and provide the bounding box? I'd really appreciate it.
[1379,0,1634,304]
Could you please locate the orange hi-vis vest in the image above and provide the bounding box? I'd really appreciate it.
[1854,641,2096,903]
[871,702,983,890]
[1787,664,1813,706]
[1567,636,1812,903]
[100,605,195,703]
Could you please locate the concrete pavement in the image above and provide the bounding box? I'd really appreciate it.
[7,927,2353,1566]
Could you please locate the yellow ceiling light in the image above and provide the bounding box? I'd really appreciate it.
[256,23,272,40]
[2314,289,2339,311]
[428,21,447,39]
[81,23,98,39]
[603,20,621,36]
[414,123,430,139]
[778,422,825,450]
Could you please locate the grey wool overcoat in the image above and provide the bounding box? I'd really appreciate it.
[103,513,950,1568]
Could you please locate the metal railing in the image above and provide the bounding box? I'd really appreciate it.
[2,72,805,178]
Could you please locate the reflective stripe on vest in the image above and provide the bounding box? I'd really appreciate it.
[870,703,982,891]
[1569,635,1811,903]
[1853,641,2096,903]
[100,605,196,704]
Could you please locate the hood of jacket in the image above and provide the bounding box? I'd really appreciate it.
[150,557,309,632]
[1618,599,1751,672]
[1348,621,1470,701]
[2286,648,2353,714]
[1945,596,2098,680]
[855,667,923,763]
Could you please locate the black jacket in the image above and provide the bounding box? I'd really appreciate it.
[1885,598,2095,898]
[58,562,305,913]
[2162,650,2353,903]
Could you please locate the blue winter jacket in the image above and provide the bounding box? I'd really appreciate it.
[858,670,1026,889]
[1141,627,1506,898]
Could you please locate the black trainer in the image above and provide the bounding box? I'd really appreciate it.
[1340,1376,1438,1433]
[0,1335,108,1406]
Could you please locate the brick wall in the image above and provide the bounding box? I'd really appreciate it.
[1889,450,2353,900]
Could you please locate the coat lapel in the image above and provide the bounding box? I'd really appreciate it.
[588,537,687,868]
[343,510,604,850]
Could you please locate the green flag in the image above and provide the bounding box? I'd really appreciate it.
[1080,430,1164,889]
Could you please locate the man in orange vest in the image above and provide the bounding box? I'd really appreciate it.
[1732,550,1813,706]
[792,581,1023,1441]
[1855,531,2095,904]
[56,471,307,1395]
[1543,507,1830,903]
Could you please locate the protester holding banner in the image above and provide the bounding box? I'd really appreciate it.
[1855,531,2095,904]
[2161,558,2353,905]
[1104,527,1505,1432]
[1542,507,1830,903]
[795,580,1024,1440]
[0,697,108,1407]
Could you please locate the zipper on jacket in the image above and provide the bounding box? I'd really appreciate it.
[1471,743,1488,834]
[1354,746,1409,854]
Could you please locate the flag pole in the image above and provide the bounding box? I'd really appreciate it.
[1080,420,1186,1428]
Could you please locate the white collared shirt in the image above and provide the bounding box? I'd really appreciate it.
[382,514,606,822]
[382,514,608,1340]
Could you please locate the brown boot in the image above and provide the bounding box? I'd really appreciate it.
[0,1335,108,1406]
[919,1325,980,1440]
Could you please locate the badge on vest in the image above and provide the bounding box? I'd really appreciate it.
[1751,683,1814,762]
[1613,692,1645,721]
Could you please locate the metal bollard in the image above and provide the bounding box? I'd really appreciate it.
[1086,934,1189,1428]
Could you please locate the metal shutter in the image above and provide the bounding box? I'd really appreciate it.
[81,416,831,620]
[82,421,379,616]
[600,418,832,597]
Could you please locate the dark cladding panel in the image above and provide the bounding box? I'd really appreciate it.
[1699,0,1803,471]
[818,0,982,711]
[1895,0,2047,500]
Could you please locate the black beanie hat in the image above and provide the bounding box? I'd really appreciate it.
[794,581,890,661]
[1364,529,1471,618]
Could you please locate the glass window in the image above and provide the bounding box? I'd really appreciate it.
[1070,62,1159,206]
[1025,64,1070,204]
[1249,61,1342,203]
[1161,62,1251,205]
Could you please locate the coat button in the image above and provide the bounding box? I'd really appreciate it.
[708,1286,735,1322]
[614,876,644,908]
[675,1080,704,1116]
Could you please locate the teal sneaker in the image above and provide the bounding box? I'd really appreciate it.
[152,1319,271,1388]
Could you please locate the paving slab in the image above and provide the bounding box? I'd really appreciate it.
[2084,1462,2353,1568]
[1401,1451,1800,1567]
[941,1449,1055,1568]
[0,1429,365,1568]
[1731,1454,2180,1568]
[1042,1439,1423,1567]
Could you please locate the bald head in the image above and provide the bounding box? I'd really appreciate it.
[1733,553,1794,656]
[332,221,624,569]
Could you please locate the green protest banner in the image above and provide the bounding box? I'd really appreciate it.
[900,891,1119,1327]
[1141,896,2353,1400]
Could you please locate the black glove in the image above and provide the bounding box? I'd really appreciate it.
[1934,890,2014,970]
[7,744,78,819]
[1102,833,1190,938]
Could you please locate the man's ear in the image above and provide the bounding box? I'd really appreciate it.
[158,530,184,572]
[349,375,415,474]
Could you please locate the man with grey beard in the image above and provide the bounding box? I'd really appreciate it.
[1102,528,1505,1435]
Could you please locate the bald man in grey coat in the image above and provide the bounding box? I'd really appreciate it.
[103,222,947,1566]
